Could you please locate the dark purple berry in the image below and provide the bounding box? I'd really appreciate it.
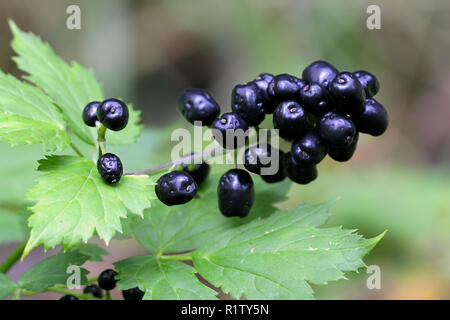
[211,113,249,149]
[317,111,357,148]
[218,169,254,218]
[122,287,145,300]
[82,101,100,127]
[328,132,359,162]
[329,72,366,115]
[291,130,328,165]
[302,60,339,88]
[354,98,388,136]
[283,152,318,184]
[353,70,380,97]
[177,88,221,126]
[231,82,265,126]
[268,74,305,101]
[98,269,118,291]
[96,98,129,131]
[273,100,308,140]
[299,82,330,116]
[97,153,123,184]
[155,171,198,206]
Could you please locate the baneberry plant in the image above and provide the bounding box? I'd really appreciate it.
[0,21,387,300]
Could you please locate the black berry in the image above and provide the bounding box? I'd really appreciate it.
[82,101,100,127]
[261,150,286,183]
[122,287,145,301]
[97,153,123,184]
[317,111,356,148]
[243,144,280,175]
[83,284,103,299]
[273,100,308,140]
[328,132,359,162]
[218,169,254,218]
[299,82,330,116]
[253,73,277,114]
[268,74,305,101]
[98,269,118,291]
[96,98,129,131]
[182,161,210,186]
[353,70,380,97]
[291,130,328,165]
[231,82,265,126]
[155,171,198,206]
[211,113,249,149]
[354,98,388,136]
[329,72,366,115]
[283,152,318,184]
[302,60,339,88]
[177,88,221,126]
[59,295,78,301]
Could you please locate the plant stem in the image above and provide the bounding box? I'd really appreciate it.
[105,290,111,300]
[70,143,84,158]
[159,251,195,261]
[96,122,107,156]
[87,276,98,283]
[22,286,101,300]
[0,240,27,273]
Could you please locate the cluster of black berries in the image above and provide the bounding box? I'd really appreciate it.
[82,98,129,185]
[168,60,388,218]
[60,268,144,301]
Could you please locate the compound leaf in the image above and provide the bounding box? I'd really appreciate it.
[192,203,385,299]
[114,255,217,300]
[0,273,16,299]
[0,70,69,151]
[23,155,155,258]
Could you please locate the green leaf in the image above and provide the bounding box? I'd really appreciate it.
[131,173,290,254]
[9,21,141,146]
[114,255,217,300]
[0,273,17,299]
[69,243,108,262]
[192,203,385,299]
[18,250,90,292]
[0,70,69,151]
[23,155,155,258]
[0,207,29,244]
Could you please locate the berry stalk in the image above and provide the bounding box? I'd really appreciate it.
[0,240,27,273]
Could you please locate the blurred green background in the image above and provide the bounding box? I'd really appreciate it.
[0,0,450,299]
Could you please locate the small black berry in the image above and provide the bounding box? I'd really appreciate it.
[218,169,254,218]
[231,82,265,126]
[283,152,318,184]
[177,88,221,126]
[291,130,328,165]
[329,72,366,115]
[82,101,100,127]
[302,60,339,88]
[253,73,277,114]
[353,70,380,97]
[83,284,103,299]
[97,153,123,184]
[122,287,145,301]
[59,295,78,301]
[328,132,359,162]
[261,149,286,183]
[317,111,357,148]
[96,98,129,131]
[211,113,249,149]
[268,74,305,101]
[273,100,308,140]
[98,269,118,291]
[155,171,198,206]
[243,144,281,175]
[354,98,388,136]
[298,82,330,116]
[182,161,210,186]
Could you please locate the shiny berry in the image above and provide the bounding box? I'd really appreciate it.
[328,132,359,162]
[211,113,249,149]
[97,153,123,184]
[96,98,129,131]
[299,82,330,116]
[82,101,100,127]
[261,149,286,183]
[283,152,318,184]
[291,130,328,165]
[98,269,118,291]
[122,287,145,301]
[253,73,277,114]
[329,72,366,115]
[83,284,103,299]
[177,88,221,126]
[218,169,254,218]
[182,161,210,186]
[59,295,78,301]
[353,70,380,97]
[302,60,339,88]
[268,74,305,101]
[273,100,308,140]
[231,82,265,126]
[155,171,198,206]
[243,144,281,175]
[354,98,388,136]
[318,112,357,148]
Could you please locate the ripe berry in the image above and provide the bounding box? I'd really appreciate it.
[60,295,78,301]
[273,100,308,140]
[302,60,339,88]
[97,153,123,184]
[231,82,265,126]
[96,98,129,131]
[328,132,359,162]
[243,144,280,175]
[318,111,356,148]
[177,88,221,126]
[261,150,286,183]
[155,171,198,206]
[182,161,210,186]
[354,98,388,136]
[122,287,145,301]
[283,152,318,184]
[353,70,380,97]
[211,113,249,149]
[329,72,366,115]
[268,74,305,101]
[82,101,100,127]
[83,284,103,299]
[253,73,277,114]
[291,130,328,165]
[218,169,254,218]
[298,82,330,116]
[98,269,118,291]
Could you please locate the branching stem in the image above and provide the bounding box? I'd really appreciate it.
[0,240,27,273]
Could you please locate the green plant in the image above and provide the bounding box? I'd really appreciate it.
[0,21,385,300]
